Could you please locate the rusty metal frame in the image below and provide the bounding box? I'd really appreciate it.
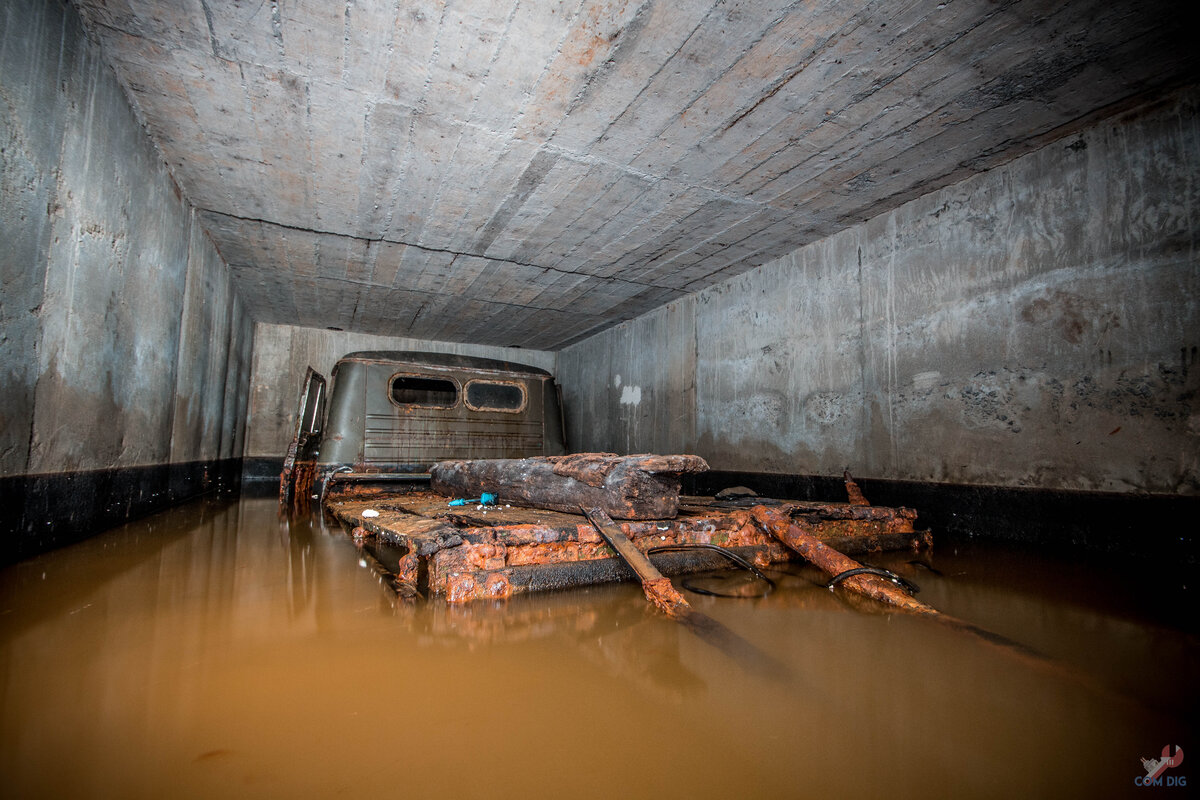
[325,490,930,604]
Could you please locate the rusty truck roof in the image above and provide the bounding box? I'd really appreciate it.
[333,350,552,377]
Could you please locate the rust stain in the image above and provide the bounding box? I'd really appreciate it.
[445,571,476,603]
[843,470,870,505]
[465,542,507,570]
[397,553,419,585]
[642,576,689,615]
[1019,290,1121,346]
[279,460,317,514]
[484,572,511,599]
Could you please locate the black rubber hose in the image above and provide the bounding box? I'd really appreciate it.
[646,544,776,597]
[825,566,920,595]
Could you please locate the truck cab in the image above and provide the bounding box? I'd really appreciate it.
[280,351,566,506]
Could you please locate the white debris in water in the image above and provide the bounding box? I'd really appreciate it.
[361,509,379,518]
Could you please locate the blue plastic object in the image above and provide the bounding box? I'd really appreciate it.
[449,492,497,507]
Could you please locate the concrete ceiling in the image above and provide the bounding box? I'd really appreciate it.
[74,0,1197,350]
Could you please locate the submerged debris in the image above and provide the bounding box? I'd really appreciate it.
[326,490,928,604]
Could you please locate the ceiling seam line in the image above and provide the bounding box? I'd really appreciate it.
[202,208,668,288]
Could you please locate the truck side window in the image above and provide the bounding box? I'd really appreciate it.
[464,380,526,412]
[390,375,458,407]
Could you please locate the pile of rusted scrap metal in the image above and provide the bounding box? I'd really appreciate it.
[323,452,931,604]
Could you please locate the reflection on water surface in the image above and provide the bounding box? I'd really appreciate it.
[1,497,1195,798]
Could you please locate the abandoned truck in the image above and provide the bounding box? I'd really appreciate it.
[279,350,929,606]
[279,351,567,505]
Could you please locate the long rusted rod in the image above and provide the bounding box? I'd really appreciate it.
[582,507,689,616]
[751,506,936,615]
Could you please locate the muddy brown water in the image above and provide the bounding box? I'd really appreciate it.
[1,496,1195,799]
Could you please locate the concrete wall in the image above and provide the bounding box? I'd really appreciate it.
[243,323,555,466]
[169,218,254,467]
[1,0,252,561]
[558,86,1200,498]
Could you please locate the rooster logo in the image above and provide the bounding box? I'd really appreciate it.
[1142,745,1184,781]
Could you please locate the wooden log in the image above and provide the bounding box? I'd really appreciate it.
[430,452,709,520]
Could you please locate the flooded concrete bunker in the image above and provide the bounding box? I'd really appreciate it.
[4,0,1199,796]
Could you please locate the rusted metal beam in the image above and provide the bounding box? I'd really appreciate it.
[751,506,934,615]
[581,507,689,616]
[430,452,709,519]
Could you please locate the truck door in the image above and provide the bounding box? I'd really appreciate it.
[279,367,326,505]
